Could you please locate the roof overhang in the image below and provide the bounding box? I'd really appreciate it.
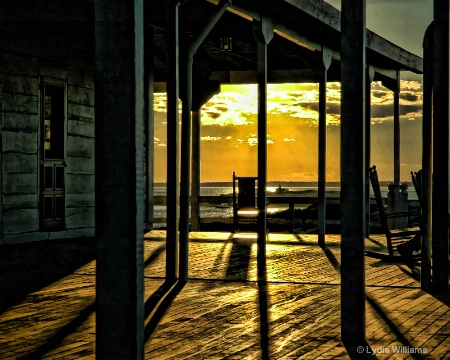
[147,0,423,87]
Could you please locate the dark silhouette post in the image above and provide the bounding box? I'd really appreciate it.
[393,72,400,188]
[191,81,221,231]
[179,0,230,281]
[165,0,180,281]
[0,82,2,234]
[340,0,367,347]
[421,22,433,291]
[254,13,273,283]
[393,72,401,219]
[318,46,332,246]
[94,0,145,357]
[144,23,155,230]
[191,109,201,231]
[432,1,449,292]
[365,66,375,237]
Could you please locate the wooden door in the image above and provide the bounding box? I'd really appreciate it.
[40,82,66,230]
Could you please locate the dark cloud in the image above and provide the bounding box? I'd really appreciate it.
[206,111,221,119]
[372,90,389,99]
[371,104,422,119]
[215,106,228,112]
[400,93,420,102]
[286,102,318,110]
[326,102,340,115]
[399,104,422,116]
[286,92,310,98]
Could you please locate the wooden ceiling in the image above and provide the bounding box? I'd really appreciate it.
[146,0,423,88]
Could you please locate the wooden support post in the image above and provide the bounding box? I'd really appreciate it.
[191,109,201,231]
[393,73,401,223]
[340,0,366,347]
[179,0,230,282]
[365,67,374,238]
[94,0,145,357]
[233,171,237,231]
[179,51,193,281]
[144,23,155,230]
[191,81,221,231]
[0,82,3,240]
[421,23,433,291]
[432,1,449,292]
[393,73,400,188]
[318,46,332,246]
[254,15,273,283]
[165,0,180,281]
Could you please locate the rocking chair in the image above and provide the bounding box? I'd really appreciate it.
[368,165,421,260]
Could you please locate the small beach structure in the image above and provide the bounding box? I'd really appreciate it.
[232,172,259,232]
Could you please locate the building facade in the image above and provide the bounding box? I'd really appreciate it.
[0,0,95,244]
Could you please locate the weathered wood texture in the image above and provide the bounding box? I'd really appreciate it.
[1,57,40,239]
[94,0,145,356]
[0,234,448,358]
[0,59,95,239]
[340,0,367,344]
[64,73,95,232]
[0,0,95,242]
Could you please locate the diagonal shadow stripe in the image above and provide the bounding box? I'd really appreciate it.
[0,238,95,315]
[18,300,95,360]
[321,245,341,272]
[225,240,252,280]
[144,279,176,318]
[365,295,425,360]
[144,280,186,342]
[144,244,166,268]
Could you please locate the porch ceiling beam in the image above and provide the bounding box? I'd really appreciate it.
[158,67,402,88]
[209,68,341,84]
[207,0,423,74]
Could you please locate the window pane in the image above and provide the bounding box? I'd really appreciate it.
[43,85,64,159]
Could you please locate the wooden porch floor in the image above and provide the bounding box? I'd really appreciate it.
[0,232,449,359]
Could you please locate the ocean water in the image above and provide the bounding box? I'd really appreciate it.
[153,185,416,224]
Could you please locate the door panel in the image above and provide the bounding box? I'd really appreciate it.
[40,83,66,231]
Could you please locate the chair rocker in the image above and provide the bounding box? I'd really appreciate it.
[368,165,421,260]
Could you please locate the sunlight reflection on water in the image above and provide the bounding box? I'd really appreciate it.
[153,185,410,225]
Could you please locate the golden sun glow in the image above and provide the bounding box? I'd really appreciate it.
[153,80,423,182]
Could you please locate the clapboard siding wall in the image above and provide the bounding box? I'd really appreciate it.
[66,70,95,232]
[0,0,95,244]
[1,55,40,239]
[0,56,95,244]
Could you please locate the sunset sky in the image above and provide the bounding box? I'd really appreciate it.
[153,0,432,183]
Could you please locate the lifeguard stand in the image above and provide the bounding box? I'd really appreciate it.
[232,172,258,232]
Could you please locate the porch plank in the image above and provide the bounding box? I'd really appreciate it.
[0,233,449,359]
